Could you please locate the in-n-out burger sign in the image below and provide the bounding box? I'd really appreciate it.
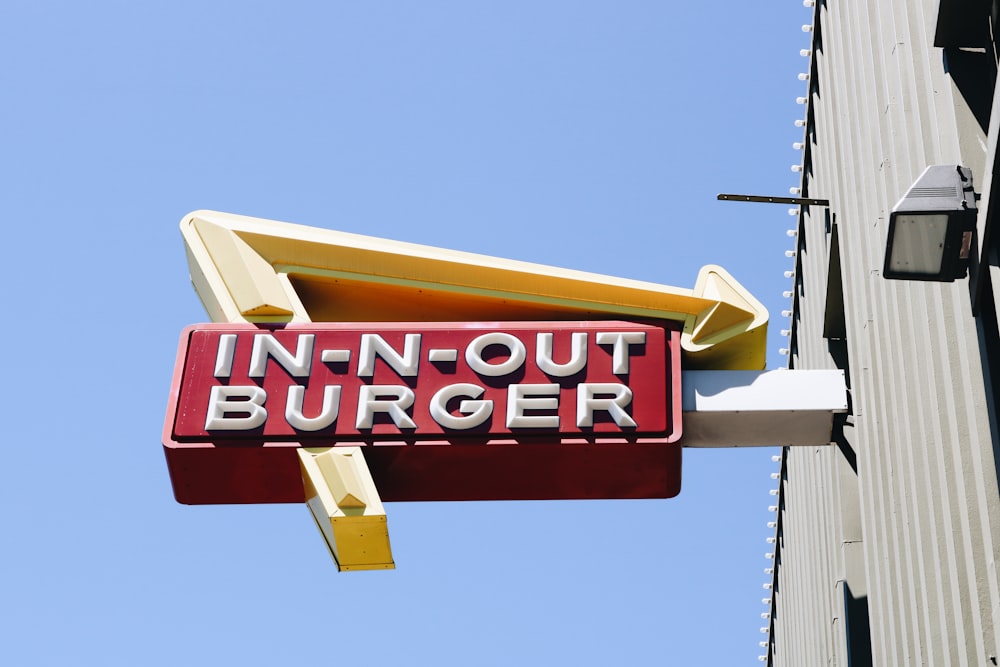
[164,321,682,503]
[181,325,665,437]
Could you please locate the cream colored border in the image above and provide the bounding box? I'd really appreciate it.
[179,209,768,369]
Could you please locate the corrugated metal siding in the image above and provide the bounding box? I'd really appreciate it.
[770,1,1000,664]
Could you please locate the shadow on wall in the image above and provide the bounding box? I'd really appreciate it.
[944,47,997,134]
[843,580,872,667]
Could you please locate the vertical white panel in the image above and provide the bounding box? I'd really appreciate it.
[769,1,1000,664]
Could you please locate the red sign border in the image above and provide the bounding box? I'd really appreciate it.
[162,320,682,504]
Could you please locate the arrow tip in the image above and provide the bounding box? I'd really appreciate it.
[682,265,768,370]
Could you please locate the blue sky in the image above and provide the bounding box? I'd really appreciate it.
[2,3,811,664]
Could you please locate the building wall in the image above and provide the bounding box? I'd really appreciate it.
[768,1,1000,664]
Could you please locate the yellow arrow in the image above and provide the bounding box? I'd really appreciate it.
[180,210,767,370]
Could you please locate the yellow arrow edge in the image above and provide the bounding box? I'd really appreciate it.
[180,210,767,370]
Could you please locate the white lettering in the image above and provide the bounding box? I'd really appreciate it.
[428,348,458,363]
[214,334,237,378]
[576,383,636,428]
[285,385,342,431]
[536,332,588,377]
[358,334,421,377]
[249,334,314,378]
[205,385,268,430]
[506,383,560,428]
[429,383,494,430]
[355,385,417,429]
[466,332,527,377]
[321,349,351,364]
[596,331,646,374]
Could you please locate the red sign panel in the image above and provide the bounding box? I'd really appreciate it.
[163,321,682,503]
